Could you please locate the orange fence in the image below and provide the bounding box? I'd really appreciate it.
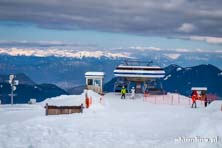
[143,93,193,106]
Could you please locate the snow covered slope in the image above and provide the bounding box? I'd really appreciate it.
[0,91,221,148]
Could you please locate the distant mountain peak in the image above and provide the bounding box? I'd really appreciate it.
[0,73,36,85]
[162,64,222,98]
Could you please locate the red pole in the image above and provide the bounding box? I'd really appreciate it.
[90,96,92,106]
[85,92,90,108]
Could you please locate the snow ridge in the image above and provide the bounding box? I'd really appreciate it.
[0,48,130,59]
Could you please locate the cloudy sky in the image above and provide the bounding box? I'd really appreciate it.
[0,0,222,51]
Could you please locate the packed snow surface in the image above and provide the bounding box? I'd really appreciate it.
[0,90,221,148]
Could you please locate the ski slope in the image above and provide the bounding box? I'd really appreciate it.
[0,91,221,148]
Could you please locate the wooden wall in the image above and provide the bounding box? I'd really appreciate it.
[45,103,84,115]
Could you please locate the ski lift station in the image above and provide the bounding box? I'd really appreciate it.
[85,72,105,94]
[191,87,207,95]
[113,60,166,94]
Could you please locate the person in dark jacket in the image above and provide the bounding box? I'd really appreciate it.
[204,95,208,107]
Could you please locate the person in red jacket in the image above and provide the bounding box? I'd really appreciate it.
[191,90,197,108]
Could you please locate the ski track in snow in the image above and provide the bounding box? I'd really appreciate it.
[0,91,221,148]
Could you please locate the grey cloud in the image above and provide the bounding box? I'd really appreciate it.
[0,40,98,49]
[0,0,222,38]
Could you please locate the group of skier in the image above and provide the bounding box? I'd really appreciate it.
[120,86,135,99]
[191,90,208,108]
[120,86,209,108]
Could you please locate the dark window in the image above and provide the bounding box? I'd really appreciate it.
[87,79,93,85]
[94,79,101,86]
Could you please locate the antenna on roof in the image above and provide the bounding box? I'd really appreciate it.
[124,60,129,65]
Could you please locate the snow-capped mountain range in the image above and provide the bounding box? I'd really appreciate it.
[0,46,222,90]
[0,48,130,59]
[0,46,222,65]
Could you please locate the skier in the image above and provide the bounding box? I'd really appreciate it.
[131,87,135,99]
[191,90,197,108]
[121,86,126,99]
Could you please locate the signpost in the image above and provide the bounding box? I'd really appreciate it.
[8,75,19,105]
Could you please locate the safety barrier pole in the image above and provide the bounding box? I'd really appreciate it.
[178,94,180,104]
[90,96,92,106]
[100,93,104,105]
[80,103,84,113]
[144,92,148,102]
[171,95,173,105]
[100,96,102,104]
[45,103,48,116]
[143,93,145,102]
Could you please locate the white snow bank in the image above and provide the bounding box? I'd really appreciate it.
[0,92,221,148]
[41,94,83,106]
[41,90,101,106]
[188,109,222,148]
[41,90,104,112]
[206,100,222,113]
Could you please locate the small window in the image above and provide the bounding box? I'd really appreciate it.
[87,79,93,85]
[94,79,101,86]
